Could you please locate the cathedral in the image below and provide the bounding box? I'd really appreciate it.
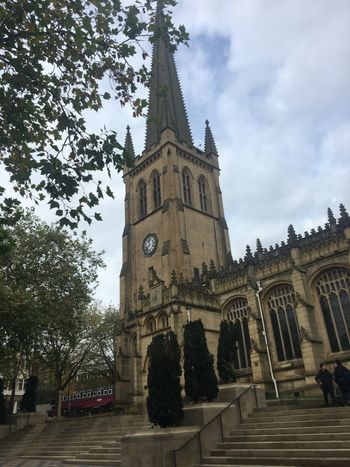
[116,4,350,406]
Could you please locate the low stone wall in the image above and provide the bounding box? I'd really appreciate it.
[0,425,11,440]
[121,384,266,467]
[7,413,45,430]
[122,426,199,467]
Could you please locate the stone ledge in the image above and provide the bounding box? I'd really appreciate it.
[122,426,199,467]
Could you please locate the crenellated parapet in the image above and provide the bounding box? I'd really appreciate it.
[180,204,350,295]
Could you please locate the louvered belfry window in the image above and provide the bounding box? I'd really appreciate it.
[267,285,302,362]
[198,175,208,211]
[152,171,161,209]
[225,298,251,369]
[316,268,350,353]
[182,169,192,205]
[139,180,147,218]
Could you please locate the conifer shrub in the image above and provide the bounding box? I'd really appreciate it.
[20,376,39,412]
[217,320,236,384]
[0,379,7,424]
[147,331,184,427]
[183,319,218,402]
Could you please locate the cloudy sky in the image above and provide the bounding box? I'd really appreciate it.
[4,0,350,306]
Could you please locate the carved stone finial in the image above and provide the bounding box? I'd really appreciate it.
[287,224,298,247]
[250,338,266,354]
[327,207,336,225]
[209,259,217,276]
[299,326,322,344]
[170,270,177,285]
[339,203,350,228]
[245,245,254,263]
[256,238,263,254]
[294,291,313,309]
[138,285,145,300]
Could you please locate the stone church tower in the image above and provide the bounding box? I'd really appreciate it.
[116,3,350,407]
[116,4,229,406]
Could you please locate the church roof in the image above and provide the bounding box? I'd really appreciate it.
[145,2,193,152]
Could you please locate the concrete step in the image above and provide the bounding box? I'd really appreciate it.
[225,431,350,442]
[201,456,350,466]
[24,449,88,456]
[24,441,120,449]
[64,460,120,466]
[22,455,72,460]
[252,406,350,417]
[210,449,350,458]
[40,434,124,441]
[217,440,350,449]
[240,418,350,429]
[75,453,121,460]
[236,424,350,435]
[247,411,350,423]
[89,447,121,453]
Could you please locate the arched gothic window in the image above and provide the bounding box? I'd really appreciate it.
[152,171,161,209]
[182,168,192,205]
[198,176,208,212]
[224,298,251,369]
[315,268,350,353]
[158,313,169,329]
[267,285,302,362]
[139,180,147,218]
[145,316,156,334]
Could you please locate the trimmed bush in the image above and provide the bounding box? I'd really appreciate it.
[217,320,236,384]
[147,331,183,427]
[0,379,7,424]
[183,319,218,402]
[20,375,39,412]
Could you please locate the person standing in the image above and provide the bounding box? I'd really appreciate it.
[334,360,350,404]
[315,363,335,406]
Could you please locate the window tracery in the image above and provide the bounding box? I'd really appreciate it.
[224,298,251,369]
[158,313,169,329]
[182,168,192,205]
[198,175,208,212]
[315,268,350,352]
[267,285,302,361]
[152,171,161,209]
[139,179,147,218]
[145,316,156,334]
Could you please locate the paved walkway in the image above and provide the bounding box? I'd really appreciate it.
[0,460,98,467]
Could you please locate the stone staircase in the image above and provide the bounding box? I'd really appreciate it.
[197,404,350,466]
[0,424,46,461]
[0,414,149,466]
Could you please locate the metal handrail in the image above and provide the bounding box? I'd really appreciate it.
[172,384,258,467]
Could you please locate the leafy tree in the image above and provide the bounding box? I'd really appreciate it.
[0,221,38,413]
[217,320,236,384]
[147,331,183,427]
[83,303,120,401]
[0,210,105,415]
[0,0,188,227]
[183,319,218,403]
[20,375,39,412]
[0,378,7,424]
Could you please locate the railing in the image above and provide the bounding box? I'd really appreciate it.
[172,384,258,467]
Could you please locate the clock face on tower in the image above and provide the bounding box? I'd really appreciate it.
[143,233,158,256]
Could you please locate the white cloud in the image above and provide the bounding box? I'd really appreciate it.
[1,0,350,305]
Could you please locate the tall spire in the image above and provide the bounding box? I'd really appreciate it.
[204,120,218,156]
[145,2,192,152]
[123,125,135,162]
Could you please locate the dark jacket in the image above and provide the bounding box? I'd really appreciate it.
[315,369,333,388]
[334,364,350,389]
